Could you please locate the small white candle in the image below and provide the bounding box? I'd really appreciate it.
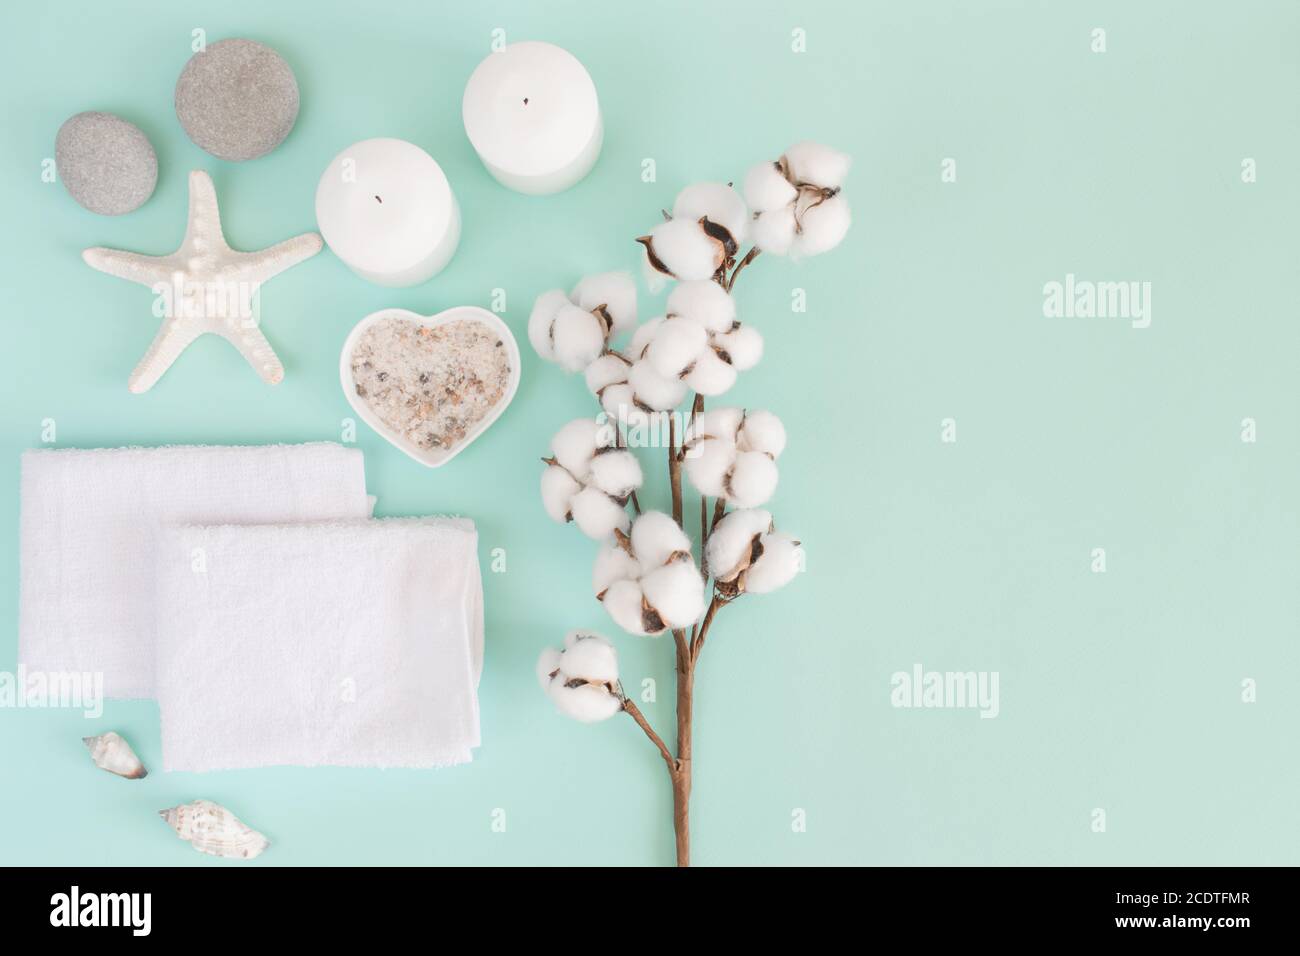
[315,138,460,287]
[462,41,602,196]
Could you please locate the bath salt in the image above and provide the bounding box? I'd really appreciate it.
[350,318,513,452]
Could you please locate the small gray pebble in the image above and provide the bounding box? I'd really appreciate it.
[55,112,158,215]
[175,37,299,162]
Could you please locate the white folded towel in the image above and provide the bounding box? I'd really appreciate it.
[154,517,483,771]
[19,444,371,698]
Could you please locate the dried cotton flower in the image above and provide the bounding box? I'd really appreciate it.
[594,511,705,635]
[743,141,851,259]
[683,407,786,508]
[537,630,623,722]
[541,418,643,539]
[705,508,803,596]
[530,272,638,372]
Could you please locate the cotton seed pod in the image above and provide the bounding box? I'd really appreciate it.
[672,182,749,249]
[713,324,763,371]
[538,631,622,722]
[792,191,851,258]
[528,289,570,361]
[585,352,632,395]
[737,408,787,457]
[593,542,641,597]
[640,559,706,626]
[602,579,658,635]
[542,418,641,540]
[744,531,803,594]
[666,279,736,333]
[630,510,692,573]
[725,450,779,508]
[530,273,637,371]
[783,141,852,189]
[690,406,745,440]
[682,436,733,498]
[595,511,705,635]
[645,316,709,379]
[570,271,638,338]
[638,217,726,285]
[569,484,632,538]
[628,358,688,411]
[683,408,785,508]
[682,348,737,396]
[743,160,798,213]
[705,508,774,584]
[751,205,797,255]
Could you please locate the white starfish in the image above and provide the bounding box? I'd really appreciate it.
[83,170,323,393]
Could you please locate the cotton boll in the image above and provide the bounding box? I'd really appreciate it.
[584,353,630,395]
[738,410,787,458]
[751,206,796,255]
[629,316,663,360]
[631,511,692,570]
[629,359,687,411]
[713,324,763,371]
[666,279,736,333]
[602,579,656,635]
[588,449,643,498]
[599,383,638,424]
[705,508,773,581]
[672,182,749,247]
[571,271,638,337]
[682,437,734,498]
[682,348,737,396]
[541,464,581,523]
[691,406,744,442]
[793,193,851,259]
[549,681,622,722]
[783,141,851,189]
[536,647,562,690]
[645,317,708,378]
[725,451,779,508]
[640,560,705,629]
[551,418,600,478]
[644,218,721,281]
[551,303,606,372]
[528,289,569,361]
[593,544,641,596]
[570,486,630,539]
[745,532,802,594]
[743,161,797,213]
[560,631,619,684]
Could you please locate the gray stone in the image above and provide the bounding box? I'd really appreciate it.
[55,111,158,215]
[174,38,299,162]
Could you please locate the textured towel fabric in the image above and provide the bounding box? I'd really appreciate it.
[155,518,483,771]
[18,444,371,698]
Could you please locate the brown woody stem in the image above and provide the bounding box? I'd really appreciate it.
[726,246,761,291]
[623,698,674,770]
[669,414,683,526]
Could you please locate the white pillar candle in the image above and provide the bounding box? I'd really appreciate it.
[315,138,460,287]
[462,41,602,196]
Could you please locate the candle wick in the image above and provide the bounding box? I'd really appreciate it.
[374,195,383,204]
[523,97,529,105]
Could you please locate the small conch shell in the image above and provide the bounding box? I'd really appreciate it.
[83,732,148,779]
[159,800,269,861]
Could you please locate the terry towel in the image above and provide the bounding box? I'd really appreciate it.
[18,443,371,698]
[154,518,483,771]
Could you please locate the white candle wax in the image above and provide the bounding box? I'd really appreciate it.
[462,41,602,196]
[315,138,460,287]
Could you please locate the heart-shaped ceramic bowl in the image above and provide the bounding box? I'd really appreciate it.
[340,305,521,467]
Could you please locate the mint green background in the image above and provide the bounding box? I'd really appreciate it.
[1,0,1297,866]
